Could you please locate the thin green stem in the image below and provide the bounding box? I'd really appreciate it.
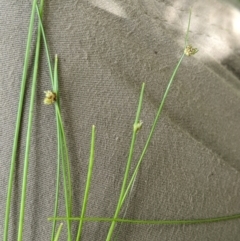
[36,8,73,238]
[52,57,72,240]
[49,214,240,225]
[36,5,54,87]
[55,104,72,241]
[120,6,193,222]
[3,0,38,240]
[17,1,44,240]
[112,173,136,241]
[53,54,59,92]
[185,8,192,48]
[53,223,63,241]
[121,53,185,208]
[55,104,73,210]
[76,125,96,241]
[106,83,145,241]
[121,9,192,205]
[51,55,61,241]
[53,55,72,220]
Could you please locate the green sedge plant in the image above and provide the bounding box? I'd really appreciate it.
[3,1,240,241]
